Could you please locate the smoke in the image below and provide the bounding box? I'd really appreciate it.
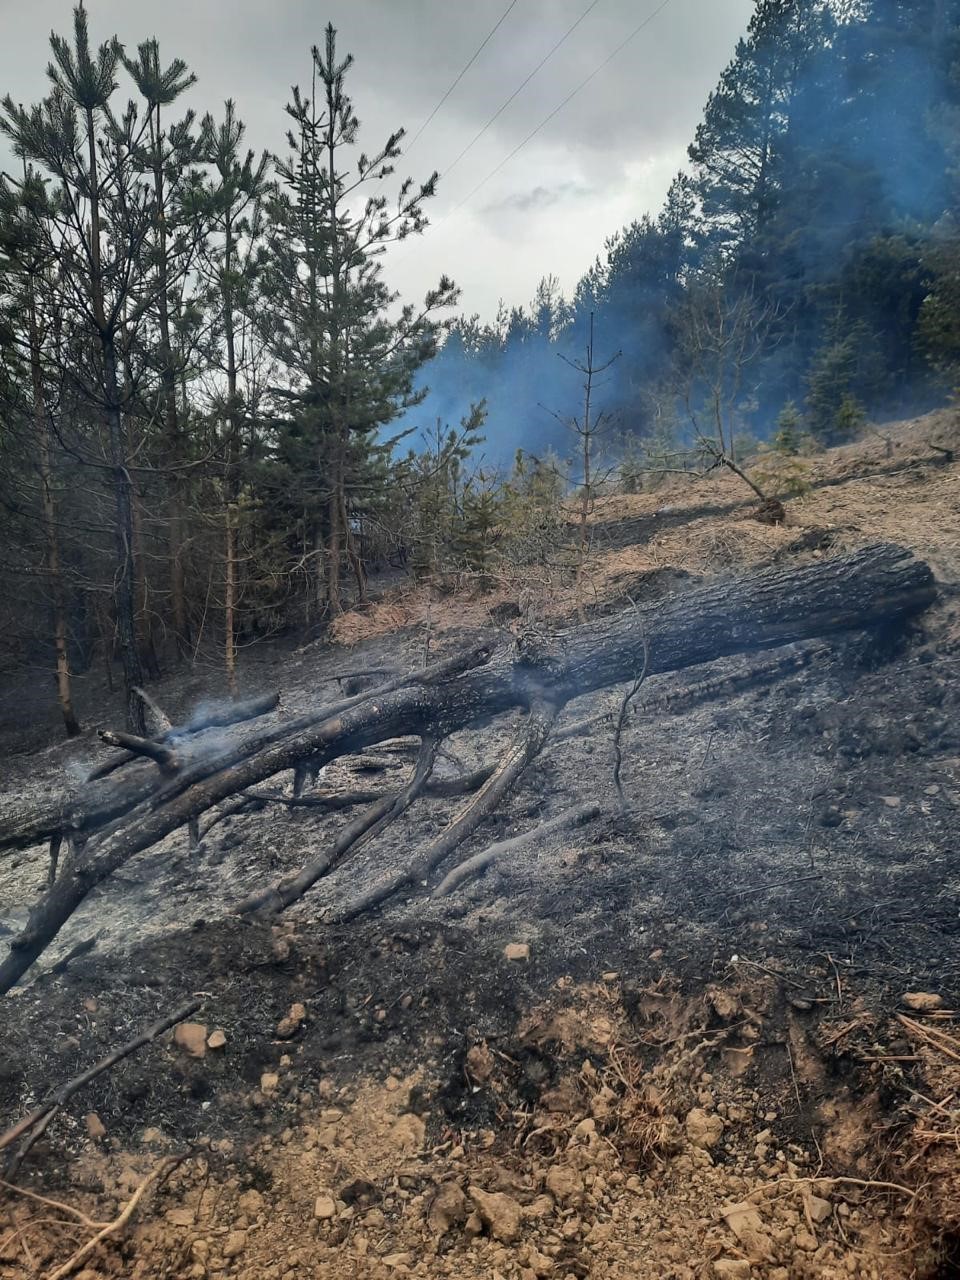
[395,0,957,459]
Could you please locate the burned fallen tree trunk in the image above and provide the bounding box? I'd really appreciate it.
[0,544,936,996]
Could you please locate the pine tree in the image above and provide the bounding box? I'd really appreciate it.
[198,102,271,693]
[1,4,159,730]
[263,25,457,616]
[0,171,80,735]
[122,40,201,660]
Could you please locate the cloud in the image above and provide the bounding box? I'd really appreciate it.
[0,0,755,318]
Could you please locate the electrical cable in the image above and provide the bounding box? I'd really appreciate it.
[441,0,604,182]
[402,0,520,159]
[447,0,678,219]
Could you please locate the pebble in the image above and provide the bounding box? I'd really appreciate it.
[173,1022,208,1058]
[504,943,530,961]
[314,1194,336,1220]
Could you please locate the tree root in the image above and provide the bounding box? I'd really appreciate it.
[43,1153,187,1280]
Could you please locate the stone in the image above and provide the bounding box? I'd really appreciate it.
[601,971,620,982]
[468,1186,523,1244]
[428,1182,468,1234]
[685,1108,724,1149]
[901,992,944,1012]
[545,1165,582,1205]
[165,1208,196,1227]
[238,1190,264,1216]
[207,1029,227,1051]
[383,1253,413,1269]
[314,1194,337,1220]
[464,1210,484,1236]
[721,1201,773,1262]
[222,1230,246,1259]
[880,795,901,808]
[85,1112,106,1141]
[807,1194,832,1224]
[504,943,530,962]
[713,1262,752,1278]
[261,1072,280,1093]
[521,1245,555,1277]
[276,1002,307,1039]
[390,1113,425,1154]
[173,1022,208,1058]
[466,1043,495,1082]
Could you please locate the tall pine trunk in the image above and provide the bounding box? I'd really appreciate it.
[27,284,80,737]
[85,105,144,732]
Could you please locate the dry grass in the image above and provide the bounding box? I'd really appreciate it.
[329,408,960,648]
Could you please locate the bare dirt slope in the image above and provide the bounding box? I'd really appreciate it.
[1,410,959,1280]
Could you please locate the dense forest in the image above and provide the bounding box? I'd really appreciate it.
[0,0,957,733]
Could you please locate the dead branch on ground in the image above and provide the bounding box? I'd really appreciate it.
[432,800,602,897]
[0,1000,201,1176]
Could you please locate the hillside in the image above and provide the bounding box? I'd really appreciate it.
[1,412,959,1279]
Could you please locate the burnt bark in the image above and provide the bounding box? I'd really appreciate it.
[0,543,937,996]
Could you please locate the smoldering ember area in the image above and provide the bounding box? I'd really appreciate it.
[1,3,960,1278]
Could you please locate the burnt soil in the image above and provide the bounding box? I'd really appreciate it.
[1,412,960,1280]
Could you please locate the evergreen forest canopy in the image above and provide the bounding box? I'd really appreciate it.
[0,0,957,735]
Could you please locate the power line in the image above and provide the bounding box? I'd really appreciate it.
[401,0,520,159]
[447,0,679,219]
[442,0,604,182]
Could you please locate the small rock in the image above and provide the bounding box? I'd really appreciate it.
[173,1022,208,1058]
[390,1113,425,1154]
[85,1112,106,1141]
[384,1075,400,1092]
[901,992,944,1012]
[713,1262,752,1278]
[276,1002,307,1039]
[428,1182,467,1234]
[165,1208,195,1227]
[601,971,620,983]
[222,1230,246,1259]
[880,795,901,808]
[382,1254,413,1269]
[468,1186,523,1243]
[314,1194,336,1220]
[207,1029,227,1051]
[82,997,98,1013]
[807,1194,832,1224]
[261,1072,280,1093]
[796,1229,818,1251]
[522,1245,555,1277]
[685,1107,724,1149]
[466,1042,495,1082]
[237,1190,263,1216]
[464,1209,484,1237]
[721,1201,773,1262]
[504,943,530,962]
[545,1165,582,1205]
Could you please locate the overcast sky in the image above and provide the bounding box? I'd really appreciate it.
[0,0,754,320]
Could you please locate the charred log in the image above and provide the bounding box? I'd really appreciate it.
[0,544,937,995]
